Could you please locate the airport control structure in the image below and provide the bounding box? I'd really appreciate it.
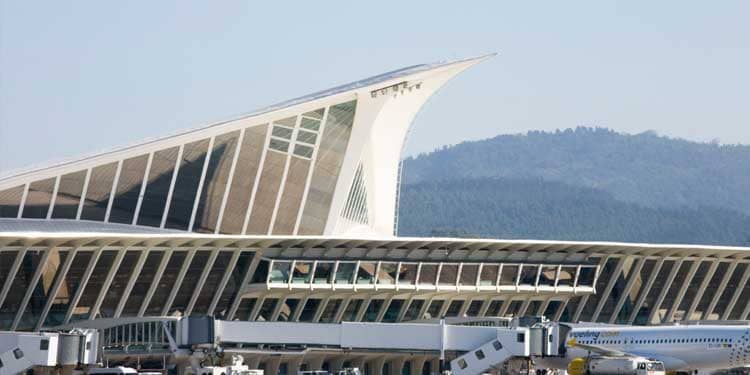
[0,55,749,375]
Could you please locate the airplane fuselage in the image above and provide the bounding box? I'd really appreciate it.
[539,325,750,371]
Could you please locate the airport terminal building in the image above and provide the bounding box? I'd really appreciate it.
[0,55,748,366]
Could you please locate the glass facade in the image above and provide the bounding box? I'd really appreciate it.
[137,146,179,227]
[51,171,86,219]
[22,178,56,219]
[81,162,118,221]
[193,132,240,233]
[166,139,210,230]
[0,185,24,218]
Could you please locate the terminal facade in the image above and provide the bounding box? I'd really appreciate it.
[0,55,749,373]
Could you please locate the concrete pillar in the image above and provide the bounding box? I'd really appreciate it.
[244,355,262,370]
[429,358,440,375]
[351,357,367,373]
[287,357,304,375]
[390,357,406,375]
[370,357,387,375]
[266,357,282,375]
[410,356,427,375]
[306,355,326,371]
[329,356,347,373]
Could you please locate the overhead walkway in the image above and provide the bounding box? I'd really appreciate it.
[0,330,97,375]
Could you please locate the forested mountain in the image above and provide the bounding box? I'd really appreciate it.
[397,128,750,246]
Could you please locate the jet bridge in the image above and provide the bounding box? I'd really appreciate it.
[8,316,567,375]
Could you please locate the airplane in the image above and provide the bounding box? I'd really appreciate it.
[534,323,750,374]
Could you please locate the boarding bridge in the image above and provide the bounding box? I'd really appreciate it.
[3,316,567,375]
[0,330,98,375]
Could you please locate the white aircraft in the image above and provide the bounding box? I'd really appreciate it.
[535,324,750,373]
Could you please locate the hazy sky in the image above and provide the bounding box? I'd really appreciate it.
[2,1,749,173]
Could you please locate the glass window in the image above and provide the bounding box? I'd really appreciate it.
[292,261,313,284]
[215,251,255,317]
[137,146,179,227]
[363,299,384,322]
[0,185,24,218]
[245,151,286,234]
[539,266,558,287]
[298,101,356,235]
[99,251,140,318]
[527,300,543,316]
[577,266,597,287]
[234,298,257,321]
[500,265,519,286]
[403,300,425,321]
[272,125,293,140]
[193,131,240,233]
[397,263,418,285]
[271,157,311,234]
[319,299,342,323]
[256,298,278,321]
[269,138,290,153]
[357,262,377,284]
[81,162,118,221]
[459,264,479,286]
[51,171,86,219]
[296,130,317,145]
[300,117,321,131]
[122,251,164,316]
[426,300,444,319]
[558,266,577,287]
[377,262,398,285]
[334,262,356,284]
[109,154,148,224]
[278,298,300,322]
[219,125,267,234]
[445,300,464,317]
[341,299,363,322]
[145,251,187,315]
[274,116,297,127]
[269,261,292,283]
[418,264,438,285]
[165,139,210,230]
[466,300,483,317]
[22,178,55,219]
[519,265,539,286]
[504,300,524,317]
[72,250,117,322]
[42,251,92,327]
[193,251,233,315]
[439,264,459,285]
[18,250,70,330]
[170,251,211,315]
[485,300,504,317]
[479,265,499,286]
[382,299,404,322]
[293,144,314,159]
[313,262,334,284]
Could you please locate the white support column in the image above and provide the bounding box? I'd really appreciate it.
[648,258,683,324]
[0,247,29,309]
[248,295,266,321]
[665,258,703,322]
[138,249,173,317]
[11,247,56,330]
[186,249,220,315]
[114,248,151,318]
[64,248,103,324]
[104,160,123,222]
[591,257,626,322]
[227,251,262,320]
[333,295,353,323]
[45,176,61,219]
[554,298,569,322]
[722,264,750,320]
[292,297,308,322]
[375,295,394,322]
[518,298,532,317]
[161,248,198,316]
[76,168,92,220]
[312,296,331,322]
[89,247,130,320]
[208,250,242,315]
[355,296,374,322]
[17,183,29,218]
[627,257,664,324]
[188,137,215,232]
[608,257,645,324]
[160,144,184,228]
[686,259,720,320]
[131,152,154,225]
[36,247,80,331]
